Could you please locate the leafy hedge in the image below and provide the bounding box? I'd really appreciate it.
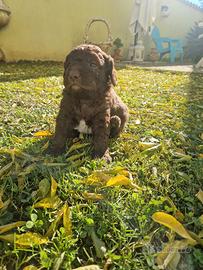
[186,21,203,63]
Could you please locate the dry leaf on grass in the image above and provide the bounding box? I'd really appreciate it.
[152,212,196,245]
[66,142,90,155]
[0,221,26,234]
[63,203,72,237]
[0,189,10,210]
[0,162,14,179]
[196,189,203,204]
[83,192,104,201]
[34,177,62,209]
[45,207,64,237]
[138,142,158,151]
[156,240,189,270]
[85,167,139,190]
[34,196,62,209]
[50,177,58,198]
[0,232,49,247]
[106,175,139,189]
[33,130,52,137]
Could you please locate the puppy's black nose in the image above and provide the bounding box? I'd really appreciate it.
[69,70,80,81]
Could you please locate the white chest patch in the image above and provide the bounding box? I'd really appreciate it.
[74,119,92,134]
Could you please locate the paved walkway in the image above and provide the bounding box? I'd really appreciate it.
[141,65,203,73]
[118,62,203,74]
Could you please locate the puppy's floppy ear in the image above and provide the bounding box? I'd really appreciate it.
[106,56,117,86]
[64,54,70,71]
[63,55,70,87]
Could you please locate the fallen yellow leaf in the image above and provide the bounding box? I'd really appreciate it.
[186,231,203,247]
[5,149,38,161]
[52,252,65,270]
[152,212,196,245]
[0,221,26,234]
[156,240,189,269]
[33,130,52,137]
[50,177,58,198]
[129,110,137,115]
[172,151,192,161]
[118,169,133,180]
[106,175,136,188]
[0,162,14,179]
[34,196,62,209]
[196,190,203,204]
[0,199,10,211]
[63,204,72,237]
[66,152,86,162]
[0,234,14,243]
[46,206,64,237]
[85,172,111,185]
[66,142,90,155]
[0,232,48,247]
[83,192,104,201]
[16,232,49,247]
[38,178,50,198]
[85,168,137,189]
[138,142,158,151]
[120,133,133,139]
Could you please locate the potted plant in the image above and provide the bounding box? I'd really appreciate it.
[112,38,124,62]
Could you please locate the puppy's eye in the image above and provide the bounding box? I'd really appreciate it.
[89,63,97,68]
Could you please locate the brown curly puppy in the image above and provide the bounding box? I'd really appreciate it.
[47,44,129,161]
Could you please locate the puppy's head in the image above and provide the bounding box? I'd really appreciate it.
[63,44,117,95]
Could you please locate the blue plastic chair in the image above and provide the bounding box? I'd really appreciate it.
[151,26,184,63]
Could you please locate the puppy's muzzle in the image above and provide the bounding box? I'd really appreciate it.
[68,69,81,83]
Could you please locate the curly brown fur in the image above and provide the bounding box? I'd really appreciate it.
[47,44,129,161]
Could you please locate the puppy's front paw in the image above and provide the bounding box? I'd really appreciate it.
[92,149,112,163]
[103,152,112,163]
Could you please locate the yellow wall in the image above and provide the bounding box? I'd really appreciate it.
[0,0,134,61]
[1,0,202,62]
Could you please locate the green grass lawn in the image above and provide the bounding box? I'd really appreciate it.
[0,62,203,270]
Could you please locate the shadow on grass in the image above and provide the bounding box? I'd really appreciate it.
[180,72,203,268]
[176,72,203,213]
[184,72,203,166]
[0,61,63,82]
[187,72,203,180]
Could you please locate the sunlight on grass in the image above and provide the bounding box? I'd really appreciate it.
[0,62,203,269]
